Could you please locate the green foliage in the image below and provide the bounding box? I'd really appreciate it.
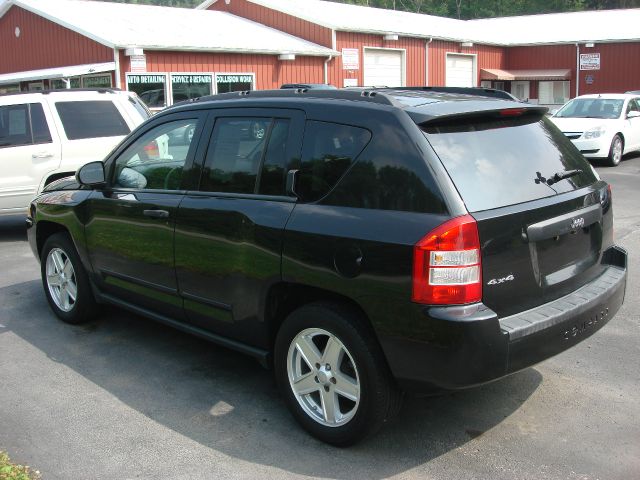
[0,452,40,480]
[327,0,640,18]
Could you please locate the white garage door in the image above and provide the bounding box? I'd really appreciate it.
[446,54,474,87]
[364,49,404,87]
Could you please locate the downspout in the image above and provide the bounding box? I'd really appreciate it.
[324,55,334,85]
[575,43,580,97]
[425,37,433,86]
[114,47,122,89]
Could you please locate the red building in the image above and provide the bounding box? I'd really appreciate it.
[1,0,639,108]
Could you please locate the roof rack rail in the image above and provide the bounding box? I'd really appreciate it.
[175,88,400,107]
[0,87,123,98]
[384,86,517,100]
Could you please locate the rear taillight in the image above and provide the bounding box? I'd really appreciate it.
[412,214,482,305]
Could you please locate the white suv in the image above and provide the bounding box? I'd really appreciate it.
[0,89,150,215]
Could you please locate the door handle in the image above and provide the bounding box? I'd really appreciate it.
[32,152,54,159]
[143,209,169,219]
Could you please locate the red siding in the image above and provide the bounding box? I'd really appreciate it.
[120,50,324,90]
[330,32,426,87]
[207,0,333,48]
[508,43,640,95]
[0,5,112,74]
[429,40,505,86]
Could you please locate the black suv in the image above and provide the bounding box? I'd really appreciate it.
[27,88,627,446]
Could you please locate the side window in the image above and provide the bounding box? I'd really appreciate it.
[0,104,31,148]
[258,119,290,196]
[55,101,130,140]
[113,119,198,190]
[30,103,52,144]
[627,99,639,114]
[297,121,371,202]
[201,117,270,194]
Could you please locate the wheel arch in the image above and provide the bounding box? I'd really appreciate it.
[36,221,70,258]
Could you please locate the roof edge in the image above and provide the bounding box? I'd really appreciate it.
[195,0,216,10]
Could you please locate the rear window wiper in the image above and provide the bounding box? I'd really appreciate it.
[551,168,582,183]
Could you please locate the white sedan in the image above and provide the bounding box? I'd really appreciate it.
[550,93,640,166]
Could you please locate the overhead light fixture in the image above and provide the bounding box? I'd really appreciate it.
[384,34,399,41]
[460,42,473,48]
[278,53,296,61]
[585,42,595,48]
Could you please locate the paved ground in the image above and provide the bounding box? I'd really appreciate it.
[1,155,638,480]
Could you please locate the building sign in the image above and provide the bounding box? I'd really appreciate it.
[580,53,600,71]
[127,74,166,84]
[343,78,359,87]
[342,48,360,70]
[585,74,594,85]
[130,55,147,73]
[172,74,211,84]
[216,74,253,84]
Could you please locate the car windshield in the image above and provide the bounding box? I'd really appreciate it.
[554,98,624,119]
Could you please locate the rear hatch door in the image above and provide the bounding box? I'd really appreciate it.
[420,108,611,317]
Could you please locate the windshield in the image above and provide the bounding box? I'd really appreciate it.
[554,98,624,119]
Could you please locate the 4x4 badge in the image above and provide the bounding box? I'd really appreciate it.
[487,274,515,286]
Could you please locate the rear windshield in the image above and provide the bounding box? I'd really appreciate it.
[422,114,597,212]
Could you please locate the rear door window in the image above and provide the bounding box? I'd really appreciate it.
[0,104,31,147]
[297,121,371,202]
[422,114,598,212]
[55,101,130,140]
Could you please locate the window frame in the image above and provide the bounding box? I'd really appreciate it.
[192,108,305,199]
[105,110,207,193]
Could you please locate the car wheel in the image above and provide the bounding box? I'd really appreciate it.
[607,134,623,166]
[41,233,97,324]
[274,302,402,446]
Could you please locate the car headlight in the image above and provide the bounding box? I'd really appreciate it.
[583,126,606,139]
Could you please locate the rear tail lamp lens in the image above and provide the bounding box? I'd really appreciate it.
[412,215,482,305]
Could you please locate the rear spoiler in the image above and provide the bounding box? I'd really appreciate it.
[406,101,549,126]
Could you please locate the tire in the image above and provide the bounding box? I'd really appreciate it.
[41,233,98,324]
[607,134,623,166]
[274,302,402,446]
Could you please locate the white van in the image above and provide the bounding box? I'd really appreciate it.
[0,89,150,215]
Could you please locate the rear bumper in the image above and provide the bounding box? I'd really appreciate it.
[381,245,627,392]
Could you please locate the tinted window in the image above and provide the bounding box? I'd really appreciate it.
[30,103,52,144]
[55,101,130,140]
[113,119,198,190]
[201,118,270,194]
[0,104,31,148]
[555,98,624,119]
[423,114,597,212]
[297,121,371,202]
[258,119,290,196]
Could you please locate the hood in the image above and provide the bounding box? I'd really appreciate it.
[42,176,88,192]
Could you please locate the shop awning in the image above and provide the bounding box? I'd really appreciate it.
[480,68,571,81]
[0,62,116,85]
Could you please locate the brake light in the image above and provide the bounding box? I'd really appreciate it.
[500,108,526,116]
[412,215,482,305]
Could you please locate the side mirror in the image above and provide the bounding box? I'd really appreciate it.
[76,161,106,187]
[627,111,640,119]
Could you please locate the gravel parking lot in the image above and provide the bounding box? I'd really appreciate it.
[1,156,638,480]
